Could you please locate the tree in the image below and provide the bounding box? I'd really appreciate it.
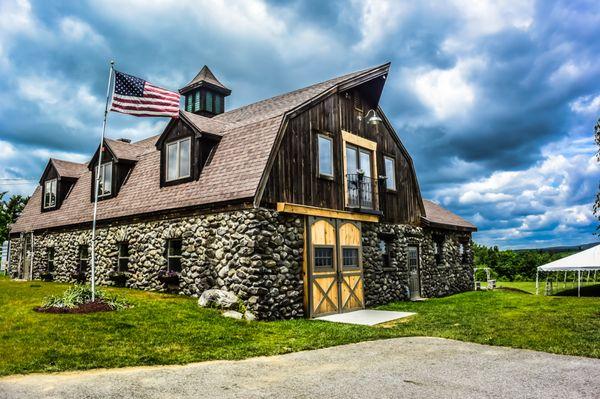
[0,192,29,244]
[595,119,600,234]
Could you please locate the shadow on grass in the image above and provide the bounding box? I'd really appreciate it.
[554,284,600,297]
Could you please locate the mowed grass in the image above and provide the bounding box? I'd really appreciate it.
[0,275,599,376]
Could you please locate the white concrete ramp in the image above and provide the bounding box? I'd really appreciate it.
[315,309,416,326]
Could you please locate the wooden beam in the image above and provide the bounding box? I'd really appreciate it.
[341,130,377,151]
[276,202,379,223]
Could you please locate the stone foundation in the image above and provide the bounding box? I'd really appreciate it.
[9,208,304,320]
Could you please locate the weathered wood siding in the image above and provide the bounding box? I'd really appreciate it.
[262,89,423,224]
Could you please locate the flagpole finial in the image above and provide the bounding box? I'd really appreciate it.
[110,60,115,66]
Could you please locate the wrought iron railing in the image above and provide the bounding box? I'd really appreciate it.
[346,173,377,209]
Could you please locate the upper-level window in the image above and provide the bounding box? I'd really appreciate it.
[43,179,57,208]
[166,138,191,181]
[318,134,333,178]
[194,91,201,112]
[206,91,213,113]
[97,162,113,197]
[384,156,396,191]
[215,94,222,113]
[185,94,193,112]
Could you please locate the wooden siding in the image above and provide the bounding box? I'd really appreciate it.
[262,89,423,224]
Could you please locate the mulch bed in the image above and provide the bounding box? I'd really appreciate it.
[34,301,115,314]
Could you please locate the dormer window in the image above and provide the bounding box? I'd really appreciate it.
[96,162,113,197]
[166,138,191,181]
[43,179,57,209]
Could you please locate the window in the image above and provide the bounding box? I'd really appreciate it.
[314,246,334,271]
[78,245,89,273]
[118,242,129,272]
[166,138,191,181]
[342,247,359,269]
[384,156,396,191]
[167,239,182,273]
[459,241,468,264]
[318,135,333,177]
[43,179,57,208]
[379,239,390,268]
[96,162,112,197]
[434,236,444,265]
[186,94,193,112]
[215,94,222,113]
[346,144,374,208]
[194,91,201,112]
[206,91,213,113]
[47,248,55,273]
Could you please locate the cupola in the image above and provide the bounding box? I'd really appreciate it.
[179,66,231,118]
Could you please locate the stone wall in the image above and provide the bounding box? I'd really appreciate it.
[9,209,304,320]
[362,223,473,306]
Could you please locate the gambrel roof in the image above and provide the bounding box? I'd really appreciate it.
[11,65,388,233]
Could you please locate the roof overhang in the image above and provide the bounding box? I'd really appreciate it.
[420,216,478,232]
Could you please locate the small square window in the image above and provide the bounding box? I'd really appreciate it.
[342,247,359,269]
[314,246,334,271]
[167,239,183,273]
[318,135,334,178]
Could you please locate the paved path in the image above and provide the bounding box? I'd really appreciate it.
[1,337,598,399]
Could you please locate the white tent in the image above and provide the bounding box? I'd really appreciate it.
[536,244,600,297]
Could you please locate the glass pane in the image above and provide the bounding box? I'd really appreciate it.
[215,94,222,113]
[206,91,213,112]
[186,94,192,112]
[103,164,112,194]
[342,247,359,268]
[167,143,178,180]
[359,150,372,177]
[314,247,334,270]
[179,139,190,178]
[346,145,358,175]
[385,157,395,189]
[169,257,182,273]
[318,136,333,176]
[119,243,129,257]
[194,91,201,112]
[169,239,182,256]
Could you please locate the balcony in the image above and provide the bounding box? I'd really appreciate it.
[346,173,379,211]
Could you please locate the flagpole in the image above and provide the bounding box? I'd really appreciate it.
[91,60,115,301]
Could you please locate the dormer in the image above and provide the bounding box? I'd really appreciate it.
[88,138,145,201]
[179,66,231,118]
[39,159,86,212]
[155,113,224,187]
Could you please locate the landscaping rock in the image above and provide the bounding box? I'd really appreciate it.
[243,311,256,321]
[198,289,239,310]
[222,310,243,320]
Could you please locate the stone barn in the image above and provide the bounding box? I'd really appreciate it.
[8,63,476,320]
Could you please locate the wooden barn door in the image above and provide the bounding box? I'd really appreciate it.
[308,217,364,317]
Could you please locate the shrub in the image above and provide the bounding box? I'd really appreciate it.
[41,285,130,311]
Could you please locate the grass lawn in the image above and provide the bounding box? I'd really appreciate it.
[1,275,599,376]
[497,280,600,296]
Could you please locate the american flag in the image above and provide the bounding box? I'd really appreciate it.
[110,70,180,118]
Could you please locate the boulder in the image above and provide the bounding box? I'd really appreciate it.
[198,289,239,310]
[243,311,256,321]
[223,310,243,320]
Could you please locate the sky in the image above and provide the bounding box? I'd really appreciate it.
[0,0,599,249]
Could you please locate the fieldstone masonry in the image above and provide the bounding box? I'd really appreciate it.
[9,209,305,320]
[9,208,473,320]
[362,222,473,307]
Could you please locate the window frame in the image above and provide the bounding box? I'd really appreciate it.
[96,161,113,197]
[165,137,192,182]
[317,134,334,179]
[384,156,396,191]
[117,242,130,272]
[341,246,360,270]
[47,247,55,273]
[313,245,335,272]
[43,178,57,209]
[78,245,89,274]
[166,238,183,273]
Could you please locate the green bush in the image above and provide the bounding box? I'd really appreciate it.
[41,285,129,310]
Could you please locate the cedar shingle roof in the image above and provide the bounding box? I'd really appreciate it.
[50,159,87,178]
[422,200,477,232]
[104,138,150,161]
[11,65,379,233]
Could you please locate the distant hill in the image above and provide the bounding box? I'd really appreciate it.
[514,242,600,254]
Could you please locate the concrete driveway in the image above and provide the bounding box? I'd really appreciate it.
[1,337,598,399]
